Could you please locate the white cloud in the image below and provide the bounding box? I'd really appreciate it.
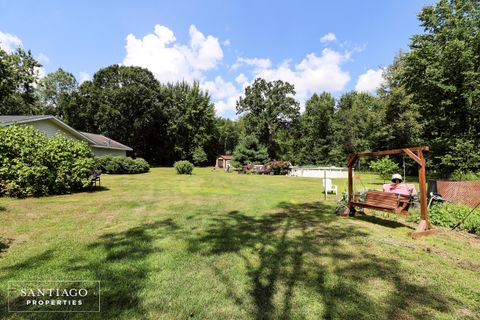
[123,24,223,83]
[320,32,336,43]
[0,31,22,53]
[223,39,231,46]
[79,72,91,83]
[37,52,50,64]
[235,73,248,85]
[242,48,351,103]
[231,57,272,71]
[201,76,241,114]
[354,68,384,92]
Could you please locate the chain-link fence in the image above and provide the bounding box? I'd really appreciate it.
[434,180,480,207]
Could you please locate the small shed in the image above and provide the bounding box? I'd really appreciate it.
[216,155,233,171]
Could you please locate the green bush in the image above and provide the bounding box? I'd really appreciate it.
[0,125,95,198]
[449,170,480,181]
[408,203,480,235]
[369,156,399,181]
[95,155,149,174]
[174,160,194,175]
[192,147,208,166]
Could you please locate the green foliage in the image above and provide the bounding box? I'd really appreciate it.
[214,117,241,156]
[376,52,423,151]
[440,138,480,176]
[161,81,216,165]
[36,68,78,117]
[0,125,94,197]
[192,147,208,166]
[236,78,300,160]
[95,155,150,174]
[294,92,335,165]
[232,135,269,167]
[327,91,384,166]
[449,170,480,181]
[408,203,480,234]
[174,160,194,175]
[369,157,399,180]
[401,0,480,173]
[0,47,41,115]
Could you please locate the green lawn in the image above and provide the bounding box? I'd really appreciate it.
[0,168,479,319]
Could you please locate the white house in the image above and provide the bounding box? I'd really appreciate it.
[0,115,132,157]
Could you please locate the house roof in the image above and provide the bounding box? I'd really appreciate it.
[0,115,133,151]
[0,115,54,125]
[80,132,133,151]
[219,155,233,160]
[0,115,97,144]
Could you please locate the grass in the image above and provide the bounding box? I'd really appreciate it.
[0,168,479,319]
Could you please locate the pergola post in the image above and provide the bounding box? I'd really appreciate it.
[410,149,436,238]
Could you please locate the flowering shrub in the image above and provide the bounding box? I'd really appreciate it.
[0,125,95,197]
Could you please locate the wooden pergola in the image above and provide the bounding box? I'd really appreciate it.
[347,146,436,238]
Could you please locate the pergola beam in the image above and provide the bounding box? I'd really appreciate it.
[351,146,429,159]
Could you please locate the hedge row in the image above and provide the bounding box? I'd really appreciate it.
[0,125,95,198]
[95,155,149,174]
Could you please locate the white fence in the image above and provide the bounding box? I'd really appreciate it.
[288,166,352,179]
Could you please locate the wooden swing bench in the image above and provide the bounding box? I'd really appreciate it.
[350,190,411,215]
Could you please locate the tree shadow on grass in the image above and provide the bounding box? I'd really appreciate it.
[354,213,415,229]
[0,219,178,319]
[62,218,179,319]
[187,201,454,319]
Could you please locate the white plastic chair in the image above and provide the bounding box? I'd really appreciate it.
[322,178,338,195]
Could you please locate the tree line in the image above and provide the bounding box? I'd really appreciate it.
[1,0,478,177]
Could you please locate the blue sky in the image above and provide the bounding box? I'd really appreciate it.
[0,0,433,118]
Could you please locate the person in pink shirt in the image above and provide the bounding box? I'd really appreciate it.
[383,174,417,196]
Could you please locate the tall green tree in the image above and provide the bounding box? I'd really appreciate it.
[232,135,269,167]
[331,91,383,165]
[402,0,480,173]
[214,117,241,155]
[376,52,423,150]
[236,78,300,160]
[295,92,335,165]
[79,65,163,161]
[161,81,216,164]
[0,48,41,115]
[36,68,78,118]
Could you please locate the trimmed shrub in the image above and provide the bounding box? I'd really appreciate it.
[174,160,194,175]
[0,125,95,198]
[408,203,480,235]
[95,155,150,174]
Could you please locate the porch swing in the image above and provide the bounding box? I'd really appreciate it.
[345,146,436,238]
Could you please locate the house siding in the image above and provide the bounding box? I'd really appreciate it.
[27,119,78,139]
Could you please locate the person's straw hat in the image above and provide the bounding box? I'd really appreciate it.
[391,173,403,182]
